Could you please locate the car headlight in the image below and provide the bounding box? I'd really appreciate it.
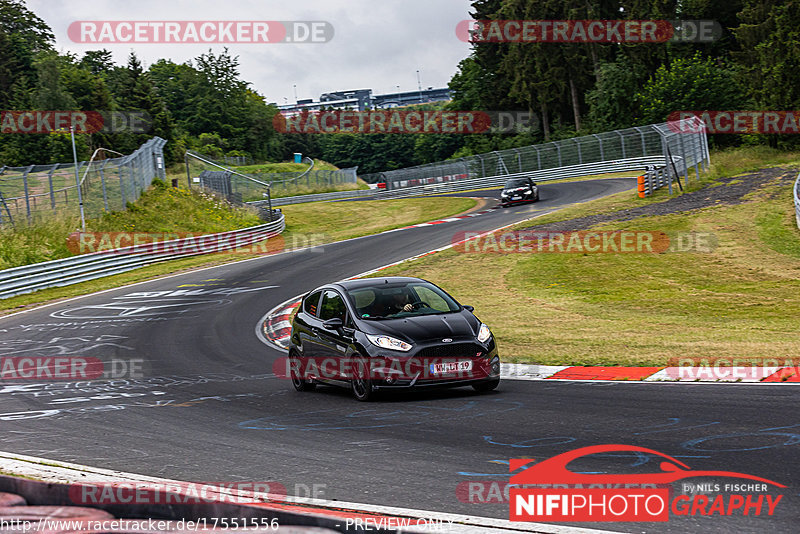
[367,334,412,352]
[477,323,492,343]
[500,192,508,197]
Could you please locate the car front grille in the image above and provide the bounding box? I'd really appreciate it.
[416,343,483,359]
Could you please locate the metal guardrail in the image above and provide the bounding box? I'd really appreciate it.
[254,156,667,206]
[0,212,285,299]
[795,172,800,229]
[360,118,708,191]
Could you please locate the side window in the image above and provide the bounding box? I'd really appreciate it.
[413,286,450,312]
[319,290,347,322]
[304,290,322,317]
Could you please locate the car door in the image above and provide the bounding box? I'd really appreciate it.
[295,290,325,359]
[316,289,353,380]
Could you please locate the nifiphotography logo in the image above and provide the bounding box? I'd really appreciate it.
[509,444,785,523]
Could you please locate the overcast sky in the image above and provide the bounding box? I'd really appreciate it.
[28,0,474,105]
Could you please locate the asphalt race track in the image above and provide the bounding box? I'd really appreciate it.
[1,177,798,533]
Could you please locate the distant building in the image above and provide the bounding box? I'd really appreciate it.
[275,87,452,113]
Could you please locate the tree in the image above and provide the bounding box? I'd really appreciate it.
[733,0,800,147]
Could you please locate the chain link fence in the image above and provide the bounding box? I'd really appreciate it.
[0,137,167,226]
[360,119,708,194]
[185,150,358,201]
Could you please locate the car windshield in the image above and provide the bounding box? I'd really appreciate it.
[505,178,529,189]
[346,281,461,319]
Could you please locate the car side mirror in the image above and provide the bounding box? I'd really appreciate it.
[463,305,474,312]
[323,318,343,330]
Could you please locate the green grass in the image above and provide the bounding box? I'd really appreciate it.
[279,196,477,242]
[269,179,370,199]
[237,159,339,173]
[374,147,800,366]
[0,179,263,270]
[0,195,478,313]
[91,180,262,234]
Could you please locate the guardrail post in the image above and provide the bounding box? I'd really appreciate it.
[633,127,646,157]
[678,133,690,185]
[573,138,582,164]
[47,164,58,211]
[99,159,109,212]
[694,137,701,183]
[554,142,562,167]
[660,135,673,194]
[533,145,541,169]
[511,148,522,173]
[617,131,626,159]
[22,165,33,221]
[593,134,604,161]
[118,161,127,207]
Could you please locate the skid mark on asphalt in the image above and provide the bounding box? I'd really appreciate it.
[238,398,524,432]
[0,392,264,422]
[0,335,134,357]
[458,417,800,478]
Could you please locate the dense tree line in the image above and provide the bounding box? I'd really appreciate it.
[0,0,282,166]
[1,0,799,172]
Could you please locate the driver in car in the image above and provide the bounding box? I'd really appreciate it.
[388,291,414,314]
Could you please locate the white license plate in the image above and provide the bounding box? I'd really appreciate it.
[511,195,521,200]
[429,361,473,374]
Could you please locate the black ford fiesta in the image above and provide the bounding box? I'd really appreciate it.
[287,277,500,401]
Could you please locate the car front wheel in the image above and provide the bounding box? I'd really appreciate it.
[289,351,316,392]
[352,356,375,401]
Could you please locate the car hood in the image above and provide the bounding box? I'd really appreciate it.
[360,311,479,343]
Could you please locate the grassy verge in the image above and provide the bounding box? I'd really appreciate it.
[374,148,800,366]
[279,197,477,241]
[0,196,477,314]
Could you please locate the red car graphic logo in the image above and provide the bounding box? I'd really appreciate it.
[510,444,786,487]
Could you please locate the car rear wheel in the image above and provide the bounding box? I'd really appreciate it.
[472,378,500,393]
[289,351,316,392]
[352,356,375,401]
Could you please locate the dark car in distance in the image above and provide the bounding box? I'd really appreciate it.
[287,277,500,401]
[500,177,539,207]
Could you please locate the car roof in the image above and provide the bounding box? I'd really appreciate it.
[330,276,425,291]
